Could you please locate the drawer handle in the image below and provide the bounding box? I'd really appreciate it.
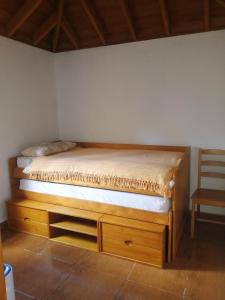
[124,240,133,246]
[24,217,29,221]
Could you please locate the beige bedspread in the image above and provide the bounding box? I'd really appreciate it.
[23,147,183,198]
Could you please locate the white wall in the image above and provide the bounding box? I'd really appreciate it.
[0,37,58,222]
[55,30,225,214]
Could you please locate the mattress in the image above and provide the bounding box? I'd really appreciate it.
[19,179,171,213]
[19,147,181,197]
[17,156,175,190]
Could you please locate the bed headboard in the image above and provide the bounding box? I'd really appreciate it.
[76,141,189,153]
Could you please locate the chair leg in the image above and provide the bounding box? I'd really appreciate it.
[197,204,200,217]
[191,202,195,239]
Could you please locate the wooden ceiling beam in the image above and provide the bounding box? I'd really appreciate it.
[33,12,57,46]
[80,0,106,45]
[7,0,43,37]
[159,0,170,36]
[52,0,65,52]
[118,0,137,41]
[216,0,225,9]
[61,17,79,49]
[203,0,210,31]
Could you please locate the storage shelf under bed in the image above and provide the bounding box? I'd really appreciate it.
[50,231,98,252]
[50,219,98,236]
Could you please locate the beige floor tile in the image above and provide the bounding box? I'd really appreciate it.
[40,240,87,265]
[184,263,225,300]
[191,239,225,268]
[3,230,47,254]
[77,251,134,279]
[194,222,225,244]
[128,262,190,296]
[15,290,36,300]
[3,246,70,299]
[51,265,124,300]
[116,280,192,300]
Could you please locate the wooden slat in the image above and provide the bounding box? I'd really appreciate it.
[80,0,106,45]
[7,0,43,37]
[51,233,97,251]
[13,167,29,179]
[216,0,225,9]
[198,149,202,189]
[201,160,225,167]
[50,220,97,236]
[61,17,79,49]
[100,215,165,233]
[200,172,225,179]
[194,198,225,208]
[203,0,210,31]
[201,149,225,155]
[76,141,188,153]
[196,217,225,225]
[52,0,64,52]
[15,190,170,224]
[196,211,225,223]
[33,12,57,46]
[172,150,190,259]
[118,0,137,41]
[159,0,170,36]
[8,199,102,221]
[192,188,225,202]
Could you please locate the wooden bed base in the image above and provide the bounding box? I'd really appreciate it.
[7,142,190,268]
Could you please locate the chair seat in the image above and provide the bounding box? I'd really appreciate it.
[192,188,225,208]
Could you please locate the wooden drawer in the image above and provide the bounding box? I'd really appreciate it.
[7,204,48,224]
[101,223,165,267]
[8,218,48,237]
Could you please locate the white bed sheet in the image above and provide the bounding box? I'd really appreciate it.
[19,179,171,213]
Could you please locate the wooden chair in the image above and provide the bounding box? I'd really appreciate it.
[191,149,225,238]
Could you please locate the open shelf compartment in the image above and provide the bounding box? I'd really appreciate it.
[48,212,99,252]
[50,228,98,252]
[50,217,98,237]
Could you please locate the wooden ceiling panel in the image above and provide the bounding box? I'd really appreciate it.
[0,0,224,52]
[170,0,204,33]
[129,0,165,38]
[64,1,98,41]
[211,0,225,29]
[94,0,131,35]
[0,0,24,15]
[0,0,23,34]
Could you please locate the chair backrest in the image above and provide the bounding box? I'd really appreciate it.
[197,149,225,189]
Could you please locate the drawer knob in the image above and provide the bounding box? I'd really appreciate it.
[24,217,29,221]
[124,240,133,246]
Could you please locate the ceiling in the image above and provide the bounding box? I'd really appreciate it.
[0,0,225,52]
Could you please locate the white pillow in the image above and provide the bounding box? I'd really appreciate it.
[21,141,76,157]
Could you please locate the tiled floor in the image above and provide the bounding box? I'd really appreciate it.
[3,222,225,300]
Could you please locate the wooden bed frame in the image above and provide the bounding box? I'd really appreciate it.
[7,142,190,268]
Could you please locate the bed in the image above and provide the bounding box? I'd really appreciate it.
[7,142,190,268]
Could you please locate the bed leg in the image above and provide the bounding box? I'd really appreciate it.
[8,157,18,198]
